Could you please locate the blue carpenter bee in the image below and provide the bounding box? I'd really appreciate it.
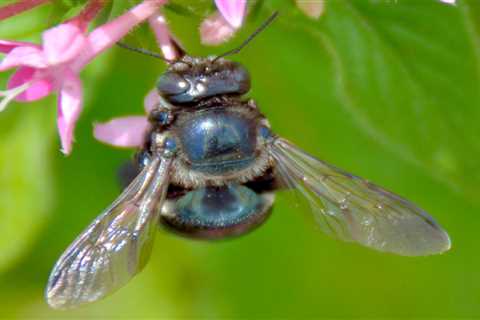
[46,13,450,309]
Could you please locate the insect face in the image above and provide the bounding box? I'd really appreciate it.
[156,57,251,104]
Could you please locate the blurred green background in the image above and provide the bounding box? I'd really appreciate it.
[1,0,479,318]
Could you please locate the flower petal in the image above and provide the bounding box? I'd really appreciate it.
[73,0,167,70]
[42,24,87,65]
[148,13,178,60]
[214,0,246,28]
[8,67,53,101]
[0,45,46,70]
[93,116,149,148]
[57,72,83,154]
[200,12,237,46]
[0,40,37,53]
[144,88,160,112]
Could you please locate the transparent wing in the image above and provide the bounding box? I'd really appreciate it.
[45,156,172,309]
[270,137,451,256]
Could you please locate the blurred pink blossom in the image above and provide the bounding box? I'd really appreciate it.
[200,12,238,46]
[201,0,247,46]
[94,116,150,148]
[215,0,247,28]
[93,90,155,148]
[149,12,180,61]
[0,0,166,154]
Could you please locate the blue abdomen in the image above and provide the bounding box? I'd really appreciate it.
[159,184,272,239]
[175,185,262,228]
[177,110,257,175]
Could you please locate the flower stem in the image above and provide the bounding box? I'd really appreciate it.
[0,0,50,21]
[67,0,108,31]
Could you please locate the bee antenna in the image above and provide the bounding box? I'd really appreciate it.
[116,42,194,67]
[214,11,279,61]
[116,42,174,63]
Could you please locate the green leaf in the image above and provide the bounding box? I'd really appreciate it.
[268,0,480,201]
[0,106,54,273]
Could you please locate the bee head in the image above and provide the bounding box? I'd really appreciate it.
[156,57,250,104]
[117,12,277,106]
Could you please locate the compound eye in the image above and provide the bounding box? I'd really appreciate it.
[230,63,251,94]
[156,72,190,96]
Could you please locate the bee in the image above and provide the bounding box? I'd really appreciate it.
[45,13,450,309]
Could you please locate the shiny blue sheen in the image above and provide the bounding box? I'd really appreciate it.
[259,126,272,139]
[174,185,263,228]
[178,111,257,175]
[149,110,170,125]
[157,111,169,125]
[136,151,151,168]
[160,64,250,104]
[156,72,190,96]
[164,138,177,152]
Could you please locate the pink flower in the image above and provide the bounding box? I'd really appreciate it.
[93,91,156,148]
[200,12,238,46]
[148,12,180,61]
[200,0,247,46]
[0,0,167,154]
[93,87,165,148]
[214,0,247,29]
[94,116,150,148]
